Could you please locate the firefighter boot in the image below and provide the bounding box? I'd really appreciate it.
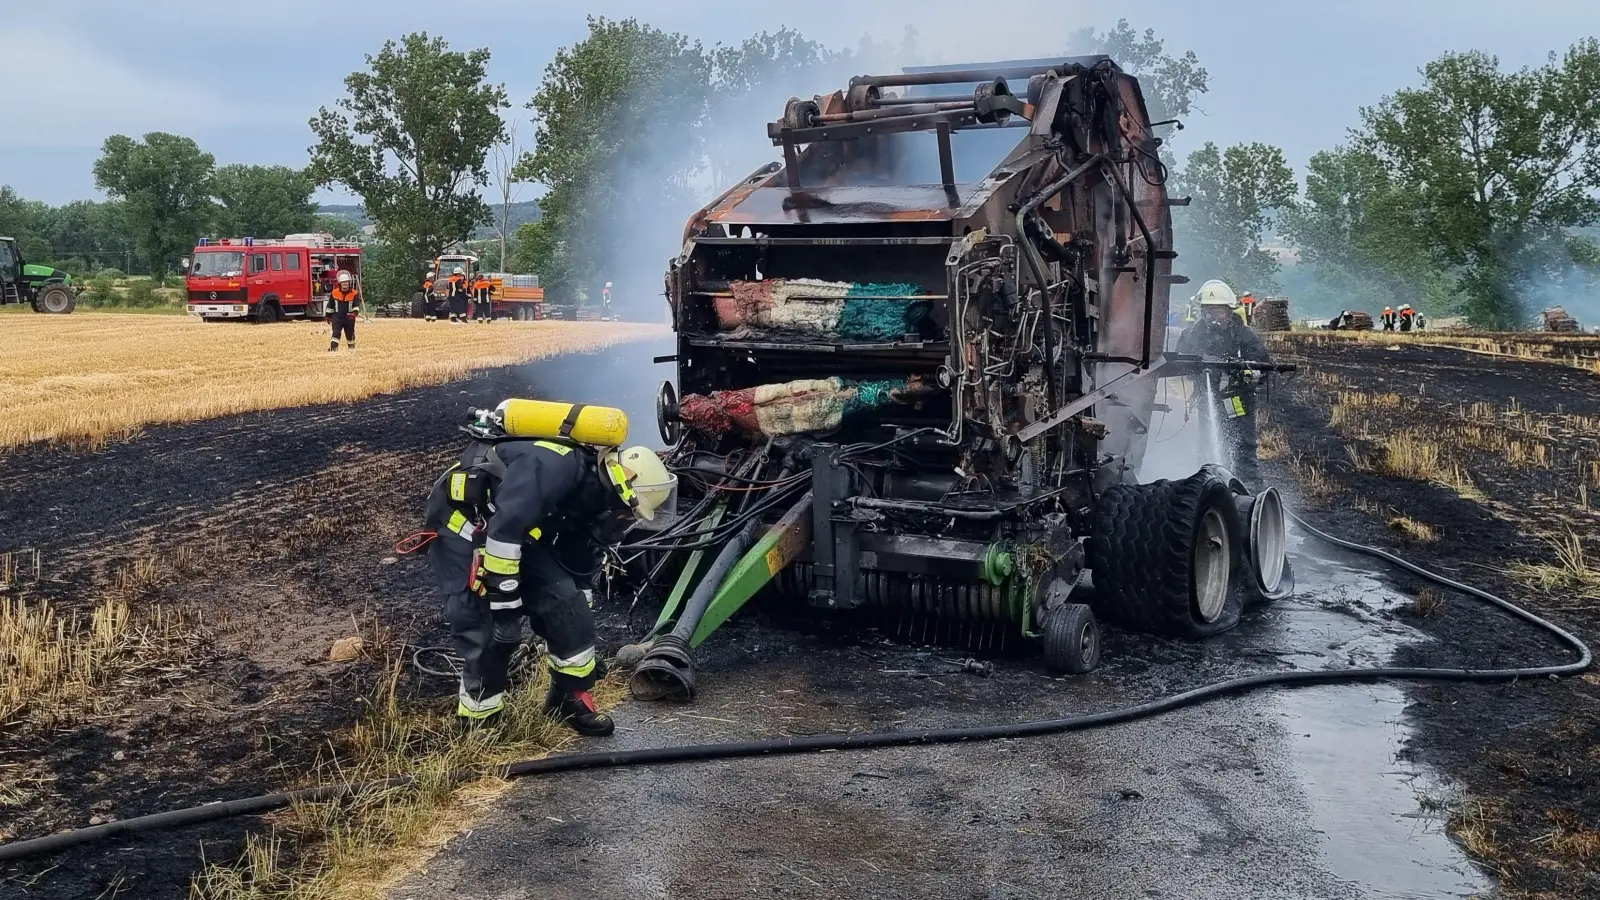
[543,683,614,737]
[328,340,339,352]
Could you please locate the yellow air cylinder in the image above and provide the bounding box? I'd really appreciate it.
[500,399,630,446]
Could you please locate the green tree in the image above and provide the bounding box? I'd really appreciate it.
[0,186,53,260]
[1355,40,1600,327]
[92,133,216,274]
[41,200,135,272]
[1171,142,1297,292]
[311,213,363,241]
[1280,147,1453,316]
[309,33,507,288]
[212,164,317,238]
[515,17,711,301]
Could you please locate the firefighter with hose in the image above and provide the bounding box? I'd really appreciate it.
[1178,279,1274,486]
[325,271,361,352]
[423,401,677,734]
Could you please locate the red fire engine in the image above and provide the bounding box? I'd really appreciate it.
[185,233,363,322]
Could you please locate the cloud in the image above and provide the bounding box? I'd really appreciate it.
[0,26,237,150]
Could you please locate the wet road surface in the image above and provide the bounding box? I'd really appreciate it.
[391,535,1489,900]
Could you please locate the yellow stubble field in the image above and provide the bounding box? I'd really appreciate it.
[0,313,666,448]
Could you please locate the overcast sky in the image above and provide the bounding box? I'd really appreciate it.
[2,0,1595,206]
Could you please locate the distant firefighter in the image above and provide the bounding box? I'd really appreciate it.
[1381,307,1397,331]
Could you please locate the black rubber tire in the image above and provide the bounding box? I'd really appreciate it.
[255,302,279,324]
[411,293,427,319]
[33,283,75,314]
[1042,603,1101,674]
[1088,468,1244,638]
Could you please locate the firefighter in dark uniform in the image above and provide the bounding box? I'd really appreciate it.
[424,403,676,734]
[1381,306,1397,331]
[326,271,360,352]
[1398,303,1416,332]
[447,267,470,324]
[422,270,437,322]
[473,273,494,323]
[1178,279,1274,486]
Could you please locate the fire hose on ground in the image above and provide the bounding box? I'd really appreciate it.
[0,512,1589,864]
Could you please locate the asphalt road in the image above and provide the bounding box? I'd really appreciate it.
[390,540,1488,900]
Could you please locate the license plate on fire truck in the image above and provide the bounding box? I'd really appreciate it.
[189,304,248,318]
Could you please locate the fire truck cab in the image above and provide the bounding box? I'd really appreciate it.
[185,234,363,322]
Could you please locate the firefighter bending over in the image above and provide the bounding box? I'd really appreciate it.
[1178,279,1273,486]
[424,404,676,734]
[326,271,360,352]
[448,267,470,324]
[473,273,494,323]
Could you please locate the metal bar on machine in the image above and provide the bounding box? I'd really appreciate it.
[689,492,814,647]
[851,66,1065,88]
[693,236,959,247]
[648,504,728,638]
[1015,358,1171,443]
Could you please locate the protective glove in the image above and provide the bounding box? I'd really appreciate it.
[1241,369,1262,384]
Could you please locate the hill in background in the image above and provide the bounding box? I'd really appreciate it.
[316,201,543,238]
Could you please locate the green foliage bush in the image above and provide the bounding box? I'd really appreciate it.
[124,279,160,307]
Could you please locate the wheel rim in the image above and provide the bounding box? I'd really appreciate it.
[1078,619,1098,664]
[1193,507,1231,622]
[1250,488,1288,594]
[41,289,70,313]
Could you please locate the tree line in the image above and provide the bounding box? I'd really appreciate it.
[2,20,1595,327]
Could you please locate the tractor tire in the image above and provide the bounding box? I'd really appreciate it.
[1042,603,1101,674]
[1088,467,1243,639]
[411,292,427,319]
[33,283,75,314]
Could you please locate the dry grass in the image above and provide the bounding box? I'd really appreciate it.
[1504,531,1600,603]
[1287,330,1600,376]
[0,594,199,730]
[1388,515,1439,542]
[1534,809,1600,864]
[1407,588,1446,618]
[1290,453,1338,498]
[0,315,664,448]
[1377,430,1443,480]
[189,652,625,900]
[1257,424,1288,461]
[1451,800,1514,879]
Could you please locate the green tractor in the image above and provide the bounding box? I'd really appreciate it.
[0,236,77,314]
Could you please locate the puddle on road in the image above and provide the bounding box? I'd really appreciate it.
[1272,535,1490,899]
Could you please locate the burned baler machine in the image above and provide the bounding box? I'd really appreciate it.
[626,58,1292,700]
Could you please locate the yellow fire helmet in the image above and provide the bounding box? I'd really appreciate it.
[601,446,678,530]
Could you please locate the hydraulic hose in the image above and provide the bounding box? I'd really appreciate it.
[0,514,1588,864]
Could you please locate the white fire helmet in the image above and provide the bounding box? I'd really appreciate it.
[605,282,613,289]
[336,271,352,285]
[602,446,678,530]
[454,266,464,275]
[426,270,436,279]
[1197,279,1239,308]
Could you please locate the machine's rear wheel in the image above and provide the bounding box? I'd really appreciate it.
[411,292,427,319]
[33,283,75,314]
[1042,603,1100,674]
[1089,468,1244,638]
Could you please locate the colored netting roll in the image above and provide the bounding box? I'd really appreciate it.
[838,298,924,340]
[845,282,921,298]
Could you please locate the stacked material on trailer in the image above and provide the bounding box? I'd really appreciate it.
[1542,306,1580,333]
